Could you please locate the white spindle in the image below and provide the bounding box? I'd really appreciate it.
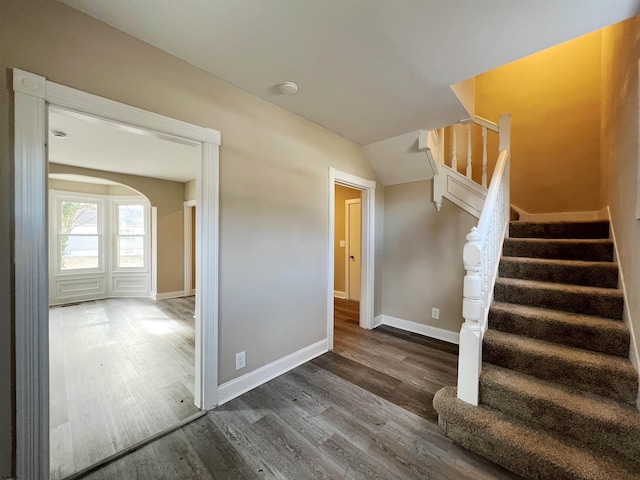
[466,123,472,179]
[482,126,488,188]
[451,126,458,171]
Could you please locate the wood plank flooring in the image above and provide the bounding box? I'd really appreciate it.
[50,297,199,480]
[79,298,519,479]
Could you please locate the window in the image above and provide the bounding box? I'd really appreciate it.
[58,200,101,271]
[116,204,146,268]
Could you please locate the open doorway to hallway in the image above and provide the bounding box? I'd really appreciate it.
[47,107,201,479]
[333,185,362,340]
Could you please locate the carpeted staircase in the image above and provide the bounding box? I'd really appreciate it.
[433,220,640,480]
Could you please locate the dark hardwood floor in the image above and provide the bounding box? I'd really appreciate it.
[81,298,519,479]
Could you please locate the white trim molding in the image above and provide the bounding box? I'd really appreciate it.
[217,339,328,405]
[607,207,640,409]
[512,205,609,223]
[328,168,376,350]
[333,290,346,299]
[373,315,384,328]
[13,68,220,480]
[380,314,460,345]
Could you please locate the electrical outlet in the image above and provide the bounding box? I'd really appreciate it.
[431,307,440,320]
[235,351,246,370]
[339,240,346,248]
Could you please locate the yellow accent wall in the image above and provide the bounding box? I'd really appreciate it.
[600,15,640,382]
[334,185,361,294]
[475,30,603,214]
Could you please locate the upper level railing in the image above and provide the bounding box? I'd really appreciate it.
[457,113,511,406]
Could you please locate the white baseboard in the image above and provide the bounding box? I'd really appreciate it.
[152,290,186,300]
[373,314,384,328]
[334,290,346,299]
[512,205,608,223]
[217,338,328,406]
[607,207,640,409]
[380,314,459,344]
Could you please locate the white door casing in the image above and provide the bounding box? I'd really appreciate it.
[345,199,361,301]
[13,68,220,480]
[327,168,376,350]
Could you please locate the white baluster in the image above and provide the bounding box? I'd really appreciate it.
[466,123,472,179]
[451,126,458,171]
[482,126,488,188]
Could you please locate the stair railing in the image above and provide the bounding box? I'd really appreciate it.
[429,115,501,217]
[457,113,511,406]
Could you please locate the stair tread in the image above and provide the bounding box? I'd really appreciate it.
[501,256,617,268]
[433,387,640,480]
[496,276,623,296]
[505,238,612,244]
[484,329,636,378]
[490,301,627,329]
[481,363,640,429]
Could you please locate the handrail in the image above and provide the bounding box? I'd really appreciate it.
[457,113,511,406]
[475,149,508,237]
[472,115,499,133]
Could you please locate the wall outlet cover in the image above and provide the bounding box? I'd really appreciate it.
[431,307,440,320]
[235,351,246,370]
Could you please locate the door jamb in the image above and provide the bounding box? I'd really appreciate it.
[328,168,376,350]
[184,199,196,296]
[13,68,220,480]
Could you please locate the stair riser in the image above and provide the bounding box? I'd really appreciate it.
[483,342,638,404]
[503,240,613,261]
[499,259,618,288]
[494,282,623,320]
[480,379,640,471]
[509,222,610,239]
[488,309,629,357]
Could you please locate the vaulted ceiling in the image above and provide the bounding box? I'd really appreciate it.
[59,0,639,184]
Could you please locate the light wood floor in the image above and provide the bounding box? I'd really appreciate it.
[78,298,518,479]
[50,297,199,480]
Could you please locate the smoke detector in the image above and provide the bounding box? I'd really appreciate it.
[278,82,298,95]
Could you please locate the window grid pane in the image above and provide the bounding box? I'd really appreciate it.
[117,235,145,268]
[60,201,98,235]
[118,204,145,235]
[60,234,99,270]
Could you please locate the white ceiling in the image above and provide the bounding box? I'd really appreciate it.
[49,109,201,182]
[60,0,639,148]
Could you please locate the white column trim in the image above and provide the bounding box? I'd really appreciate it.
[13,69,49,480]
[328,168,376,350]
[12,68,220,479]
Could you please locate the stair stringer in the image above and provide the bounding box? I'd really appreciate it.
[433,164,487,217]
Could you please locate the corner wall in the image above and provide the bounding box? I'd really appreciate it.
[600,16,640,371]
[475,30,603,214]
[382,181,476,334]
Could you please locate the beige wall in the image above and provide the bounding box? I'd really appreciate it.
[49,163,186,294]
[0,1,382,475]
[334,185,361,293]
[382,181,476,332]
[600,16,640,372]
[48,178,139,196]
[185,179,196,201]
[475,30,603,214]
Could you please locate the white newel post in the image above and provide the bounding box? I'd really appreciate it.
[481,126,488,188]
[499,113,511,224]
[458,227,483,405]
[451,126,458,171]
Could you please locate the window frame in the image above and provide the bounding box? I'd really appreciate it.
[53,192,105,276]
[111,196,151,273]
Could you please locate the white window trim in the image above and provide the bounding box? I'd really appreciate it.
[13,68,220,480]
[112,196,151,274]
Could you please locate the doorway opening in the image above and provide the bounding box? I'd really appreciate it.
[327,168,376,350]
[47,108,203,479]
[13,68,220,479]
